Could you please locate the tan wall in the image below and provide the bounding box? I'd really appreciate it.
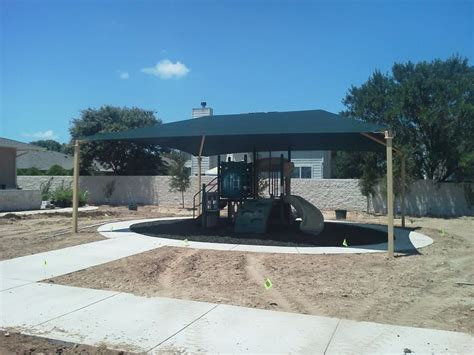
[0,189,42,212]
[0,147,16,189]
[16,176,474,217]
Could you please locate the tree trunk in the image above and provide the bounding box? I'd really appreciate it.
[181,190,184,209]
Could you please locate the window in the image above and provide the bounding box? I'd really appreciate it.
[300,167,312,179]
[291,166,312,179]
[291,167,300,179]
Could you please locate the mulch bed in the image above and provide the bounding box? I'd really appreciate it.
[131,218,389,247]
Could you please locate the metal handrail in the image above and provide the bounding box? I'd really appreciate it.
[192,176,218,218]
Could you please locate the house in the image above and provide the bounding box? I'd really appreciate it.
[0,137,43,211]
[17,149,73,172]
[185,103,331,179]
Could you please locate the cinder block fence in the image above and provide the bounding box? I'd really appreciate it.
[16,176,474,217]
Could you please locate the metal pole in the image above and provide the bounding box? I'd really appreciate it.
[217,154,221,217]
[280,154,284,197]
[286,147,292,196]
[72,140,80,233]
[385,131,394,257]
[197,136,205,216]
[401,155,406,228]
[253,148,257,198]
[268,151,271,197]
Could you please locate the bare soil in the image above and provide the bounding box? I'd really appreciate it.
[0,331,136,354]
[0,205,190,260]
[49,213,474,334]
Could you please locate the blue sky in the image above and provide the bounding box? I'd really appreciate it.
[1,0,472,143]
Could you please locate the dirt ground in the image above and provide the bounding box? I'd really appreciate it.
[0,205,190,260]
[1,207,473,353]
[0,205,188,354]
[48,212,474,335]
[0,332,136,355]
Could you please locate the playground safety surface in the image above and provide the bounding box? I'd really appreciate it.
[131,218,390,247]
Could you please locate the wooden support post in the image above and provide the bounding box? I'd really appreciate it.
[197,136,206,216]
[401,155,406,228]
[72,140,80,233]
[385,131,394,257]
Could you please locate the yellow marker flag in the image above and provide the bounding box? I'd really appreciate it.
[342,239,348,247]
[440,230,445,237]
[264,278,273,290]
[183,239,189,246]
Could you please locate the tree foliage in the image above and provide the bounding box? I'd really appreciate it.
[69,106,166,175]
[341,56,474,182]
[167,151,191,208]
[30,139,64,152]
[46,164,71,176]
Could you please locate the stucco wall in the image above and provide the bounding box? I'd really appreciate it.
[16,176,474,217]
[370,180,474,217]
[0,147,17,189]
[0,189,42,212]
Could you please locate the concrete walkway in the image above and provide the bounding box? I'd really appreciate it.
[1,282,472,354]
[0,217,471,353]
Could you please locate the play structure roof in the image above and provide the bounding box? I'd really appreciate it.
[82,109,387,155]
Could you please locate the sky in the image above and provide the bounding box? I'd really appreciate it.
[1,0,472,143]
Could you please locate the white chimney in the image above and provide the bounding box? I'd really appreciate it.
[190,102,213,175]
[192,101,213,118]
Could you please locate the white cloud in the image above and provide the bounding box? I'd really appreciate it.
[141,59,190,79]
[119,71,129,80]
[22,130,58,140]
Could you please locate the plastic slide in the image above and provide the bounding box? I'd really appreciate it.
[283,195,324,235]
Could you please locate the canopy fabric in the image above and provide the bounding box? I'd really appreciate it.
[82,109,387,155]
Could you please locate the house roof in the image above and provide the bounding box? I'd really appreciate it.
[16,150,73,170]
[0,137,44,151]
[82,109,387,155]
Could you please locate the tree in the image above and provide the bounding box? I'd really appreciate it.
[30,139,63,152]
[342,56,474,182]
[69,106,166,175]
[46,164,71,176]
[167,152,190,208]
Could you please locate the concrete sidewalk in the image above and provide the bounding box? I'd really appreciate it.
[1,282,472,354]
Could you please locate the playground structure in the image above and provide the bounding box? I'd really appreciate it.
[75,109,403,257]
[194,151,325,235]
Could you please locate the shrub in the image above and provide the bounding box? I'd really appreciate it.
[50,183,88,208]
[40,178,53,200]
[46,164,71,176]
[17,167,43,175]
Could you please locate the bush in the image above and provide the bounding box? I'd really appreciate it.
[17,167,43,176]
[46,164,72,176]
[50,183,88,208]
[40,178,53,200]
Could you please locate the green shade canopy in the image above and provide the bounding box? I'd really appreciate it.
[82,109,387,155]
